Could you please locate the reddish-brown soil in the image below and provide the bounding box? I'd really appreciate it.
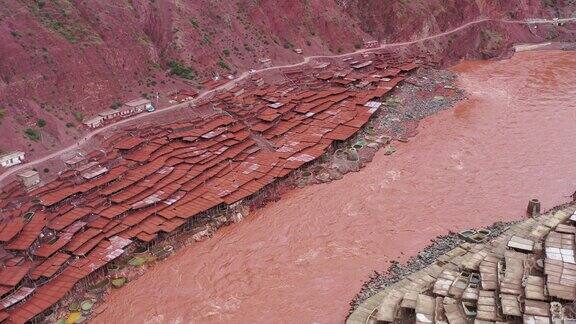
[1,0,575,159]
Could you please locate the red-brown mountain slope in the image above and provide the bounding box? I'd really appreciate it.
[0,0,574,158]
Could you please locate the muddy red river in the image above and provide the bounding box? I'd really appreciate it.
[94,50,576,323]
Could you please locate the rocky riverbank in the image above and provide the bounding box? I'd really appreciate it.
[292,67,465,187]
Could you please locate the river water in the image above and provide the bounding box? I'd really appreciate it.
[94,50,576,323]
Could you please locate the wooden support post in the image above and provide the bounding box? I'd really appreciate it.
[527,199,541,217]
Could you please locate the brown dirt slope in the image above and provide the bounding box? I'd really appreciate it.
[0,0,574,158]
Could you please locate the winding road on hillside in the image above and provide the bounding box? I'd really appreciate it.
[0,16,574,186]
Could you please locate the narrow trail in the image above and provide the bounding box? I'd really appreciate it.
[0,17,573,185]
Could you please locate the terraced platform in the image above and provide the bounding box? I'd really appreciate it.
[347,204,576,324]
[0,53,423,323]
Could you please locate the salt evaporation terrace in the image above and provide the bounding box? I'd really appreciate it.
[349,204,576,324]
[0,50,425,323]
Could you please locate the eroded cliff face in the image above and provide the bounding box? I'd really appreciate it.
[0,0,574,157]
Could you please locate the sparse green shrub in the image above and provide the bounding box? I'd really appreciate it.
[73,111,84,122]
[37,119,46,127]
[168,60,196,79]
[480,28,503,52]
[190,18,199,28]
[223,49,230,56]
[50,21,62,30]
[46,19,79,43]
[201,34,211,45]
[110,101,122,109]
[542,0,557,6]
[218,59,231,70]
[25,128,41,141]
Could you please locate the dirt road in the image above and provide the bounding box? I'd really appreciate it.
[0,17,573,186]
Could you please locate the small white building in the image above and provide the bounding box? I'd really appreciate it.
[83,115,104,128]
[124,98,152,114]
[98,109,120,120]
[18,170,40,189]
[0,151,25,168]
[94,98,152,123]
[63,154,86,168]
[364,40,379,48]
